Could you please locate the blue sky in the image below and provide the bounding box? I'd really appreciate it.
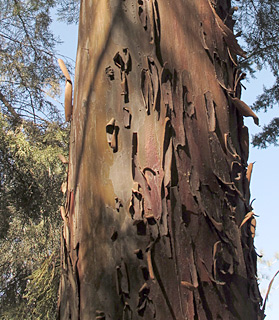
[242,70,279,319]
[53,15,279,319]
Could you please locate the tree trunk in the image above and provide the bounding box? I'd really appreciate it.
[58,0,263,319]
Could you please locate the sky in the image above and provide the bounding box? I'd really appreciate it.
[52,11,279,319]
[242,70,279,319]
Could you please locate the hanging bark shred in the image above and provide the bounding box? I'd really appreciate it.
[146,249,155,280]
[239,211,254,228]
[207,0,247,58]
[140,57,160,116]
[58,59,73,122]
[227,47,238,67]
[58,59,71,80]
[113,48,131,102]
[224,133,241,160]
[233,71,246,94]
[59,0,263,319]
[64,81,73,122]
[246,162,254,186]
[250,217,256,239]
[61,181,67,194]
[228,95,259,125]
[60,206,67,223]
[138,0,160,45]
[58,154,69,164]
[181,281,197,291]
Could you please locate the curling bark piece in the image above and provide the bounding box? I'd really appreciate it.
[64,81,73,122]
[239,211,254,228]
[106,118,118,152]
[61,181,67,194]
[58,154,68,164]
[228,95,259,125]
[58,59,71,80]
[250,217,256,239]
[207,0,247,58]
[181,281,197,291]
[246,162,254,186]
[58,59,73,122]
[60,206,68,223]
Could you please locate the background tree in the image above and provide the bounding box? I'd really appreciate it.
[0,0,73,318]
[0,115,69,319]
[235,0,279,147]
[58,0,265,319]
[0,0,61,123]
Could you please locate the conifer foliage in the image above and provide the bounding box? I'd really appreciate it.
[0,0,62,123]
[0,0,71,318]
[0,116,69,319]
[235,0,279,147]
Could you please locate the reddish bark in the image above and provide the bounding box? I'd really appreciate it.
[58,0,263,319]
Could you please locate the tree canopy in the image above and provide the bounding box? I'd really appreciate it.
[234,0,279,147]
[0,115,69,319]
[0,0,60,123]
[0,0,72,318]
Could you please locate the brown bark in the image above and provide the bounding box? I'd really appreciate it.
[58,0,263,319]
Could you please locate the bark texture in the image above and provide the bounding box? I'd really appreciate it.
[58,0,263,319]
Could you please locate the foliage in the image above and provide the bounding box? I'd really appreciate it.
[57,0,80,24]
[0,115,69,319]
[0,217,61,320]
[234,0,279,147]
[257,251,279,312]
[0,0,76,318]
[0,0,64,123]
[0,116,68,234]
[24,252,60,320]
[252,117,279,148]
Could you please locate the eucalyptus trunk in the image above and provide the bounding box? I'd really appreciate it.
[58,0,263,319]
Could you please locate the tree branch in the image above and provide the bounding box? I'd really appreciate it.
[0,90,20,121]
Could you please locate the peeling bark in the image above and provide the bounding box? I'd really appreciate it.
[59,0,263,319]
